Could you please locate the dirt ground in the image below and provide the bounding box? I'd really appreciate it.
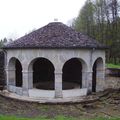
[0,89,120,119]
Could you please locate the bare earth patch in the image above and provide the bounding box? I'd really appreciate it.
[0,89,120,119]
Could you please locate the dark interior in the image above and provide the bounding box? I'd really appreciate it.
[15,59,22,87]
[92,61,97,92]
[33,58,55,90]
[62,58,82,89]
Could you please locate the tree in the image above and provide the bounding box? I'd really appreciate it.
[73,0,95,37]
[72,0,120,64]
[0,38,8,48]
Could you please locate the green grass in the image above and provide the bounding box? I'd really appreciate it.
[106,63,120,69]
[0,115,76,120]
[0,115,48,120]
[0,115,75,120]
[0,115,120,120]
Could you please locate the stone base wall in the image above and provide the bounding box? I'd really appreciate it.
[105,76,120,89]
[8,85,23,95]
[104,68,120,89]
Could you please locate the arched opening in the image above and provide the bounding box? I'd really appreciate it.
[15,59,22,87]
[62,58,82,90]
[92,61,97,92]
[8,57,22,87]
[32,58,55,90]
[92,57,103,92]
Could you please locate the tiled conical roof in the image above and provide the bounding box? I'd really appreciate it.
[4,22,106,49]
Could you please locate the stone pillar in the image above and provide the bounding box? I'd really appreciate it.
[8,68,16,86]
[54,70,63,98]
[96,69,105,92]
[83,71,93,93]
[87,71,93,93]
[28,70,33,89]
[22,70,29,96]
[82,71,88,88]
[5,67,9,87]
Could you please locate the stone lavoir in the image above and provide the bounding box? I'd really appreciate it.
[2,22,106,102]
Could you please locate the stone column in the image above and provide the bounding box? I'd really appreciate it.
[22,70,29,96]
[82,71,88,88]
[8,68,16,86]
[96,69,105,92]
[87,71,93,93]
[5,67,9,87]
[82,71,93,93]
[28,70,33,89]
[54,70,63,98]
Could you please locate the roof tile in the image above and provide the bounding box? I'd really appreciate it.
[4,22,106,49]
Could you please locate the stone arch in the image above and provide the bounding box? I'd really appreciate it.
[62,58,88,89]
[8,57,22,87]
[28,57,55,90]
[92,57,104,92]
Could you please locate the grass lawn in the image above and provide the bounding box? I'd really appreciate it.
[106,63,120,69]
[0,115,75,120]
[0,115,120,120]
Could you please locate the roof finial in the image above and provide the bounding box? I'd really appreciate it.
[54,18,58,22]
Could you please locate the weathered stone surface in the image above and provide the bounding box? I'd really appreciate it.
[105,76,120,89]
[55,72,63,98]
[63,88,87,98]
[104,69,120,89]
[29,89,55,98]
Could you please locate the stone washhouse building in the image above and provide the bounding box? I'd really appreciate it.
[3,22,106,101]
